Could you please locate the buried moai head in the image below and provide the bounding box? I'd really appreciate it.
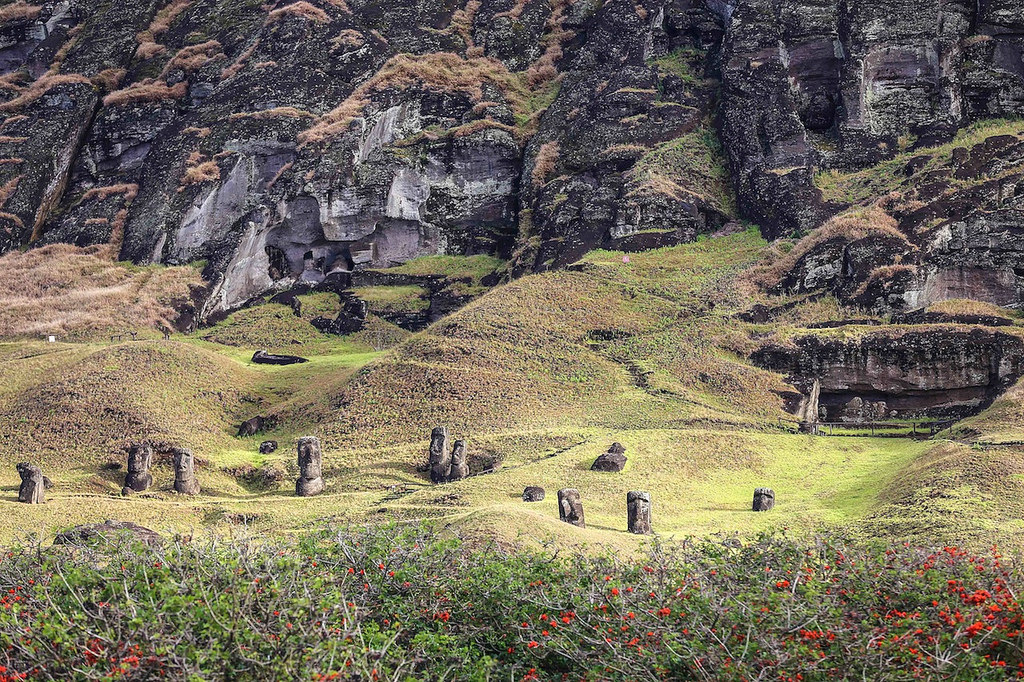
[558,488,585,528]
[172,448,200,495]
[295,436,325,497]
[448,440,469,481]
[627,491,652,534]
[16,462,45,504]
[124,443,154,493]
[752,487,775,512]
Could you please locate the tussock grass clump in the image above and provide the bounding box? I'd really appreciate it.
[0,73,91,112]
[136,0,193,58]
[531,141,559,187]
[0,1,40,23]
[102,79,188,107]
[0,244,203,339]
[265,2,330,25]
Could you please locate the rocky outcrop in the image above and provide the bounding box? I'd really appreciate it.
[752,328,1024,420]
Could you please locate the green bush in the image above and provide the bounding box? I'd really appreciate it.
[0,526,1022,680]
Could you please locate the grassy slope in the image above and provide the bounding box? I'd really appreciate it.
[0,238,1018,550]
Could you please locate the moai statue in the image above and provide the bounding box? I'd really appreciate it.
[522,486,545,502]
[123,443,154,493]
[448,440,469,481]
[295,436,325,496]
[752,488,775,512]
[627,491,652,534]
[172,448,200,495]
[16,463,45,504]
[558,488,585,528]
[429,427,451,484]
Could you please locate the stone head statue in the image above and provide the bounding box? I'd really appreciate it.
[17,462,45,504]
[124,443,154,492]
[172,448,200,495]
[297,437,322,480]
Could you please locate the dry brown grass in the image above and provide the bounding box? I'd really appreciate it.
[82,183,139,202]
[751,206,913,289]
[330,29,364,50]
[221,40,259,80]
[136,42,167,60]
[0,72,27,93]
[299,53,525,145]
[531,141,559,187]
[179,157,221,188]
[103,79,187,107]
[321,0,350,11]
[0,73,92,113]
[137,0,192,44]
[525,0,575,87]
[183,126,211,138]
[229,106,314,121]
[266,2,330,24]
[0,1,41,23]
[91,68,126,91]
[0,244,203,338]
[160,40,223,79]
[449,0,482,49]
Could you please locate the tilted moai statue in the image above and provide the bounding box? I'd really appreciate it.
[123,442,154,493]
[558,488,585,528]
[295,436,325,496]
[429,427,452,484]
[16,463,45,504]
[752,487,775,512]
[172,448,200,495]
[448,440,469,481]
[627,491,652,534]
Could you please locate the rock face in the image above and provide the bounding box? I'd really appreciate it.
[123,442,154,493]
[0,0,1020,322]
[558,488,585,528]
[295,436,325,497]
[753,328,1024,420]
[16,463,45,504]
[54,520,162,548]
[259,440,278,455]
[172,448,200,495]
[591,443,628,472]
[627,491,652,534]
[522,486,545,502]
[752,488,775,512]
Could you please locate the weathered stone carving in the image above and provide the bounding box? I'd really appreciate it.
[251,350,309,365]
[16,462,45,504]
[558,488,585,528]
[172,448,200,495]
[448,439,469,481]
[259,440,278,454]
[627,491,652,534]
[591,443,627,472]
[753,488,775,512]
[429,426,452,484]
[295,436,325,496]
[237,416,265,437]
[123,442,153,493]
[522,486,545,502]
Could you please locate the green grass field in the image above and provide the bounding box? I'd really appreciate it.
[2,238,1023,550]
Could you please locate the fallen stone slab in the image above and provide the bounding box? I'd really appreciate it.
[251,350,309,365]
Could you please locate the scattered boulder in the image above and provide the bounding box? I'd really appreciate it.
[311,296,368,335]
[259,440,278,454]
[237,416,265,437]
[753,488,775,512]
[172,448,200,495]
[522,486,546,502]
[53,520,162,549]
[16,463,45,504]
[448,440,469,481]
[429,426,452,484]
[295,436,325,496]
[123,442,153,493]
[558,488,585,528]
[627,491,652,535]
[591,443,627,472]
[251,350,309,365]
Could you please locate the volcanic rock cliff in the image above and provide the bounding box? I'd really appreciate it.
[0,0,1021,320]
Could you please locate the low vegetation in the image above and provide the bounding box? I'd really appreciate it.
[2,525,1023,680]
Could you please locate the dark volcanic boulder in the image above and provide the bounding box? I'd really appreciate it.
[54,520,162,549]
[522,486,546,502]
[237,416,266,437]
[591,443,628,472]
[251,350,309,366]
[259,440,278,455]
[752,488,775,512]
